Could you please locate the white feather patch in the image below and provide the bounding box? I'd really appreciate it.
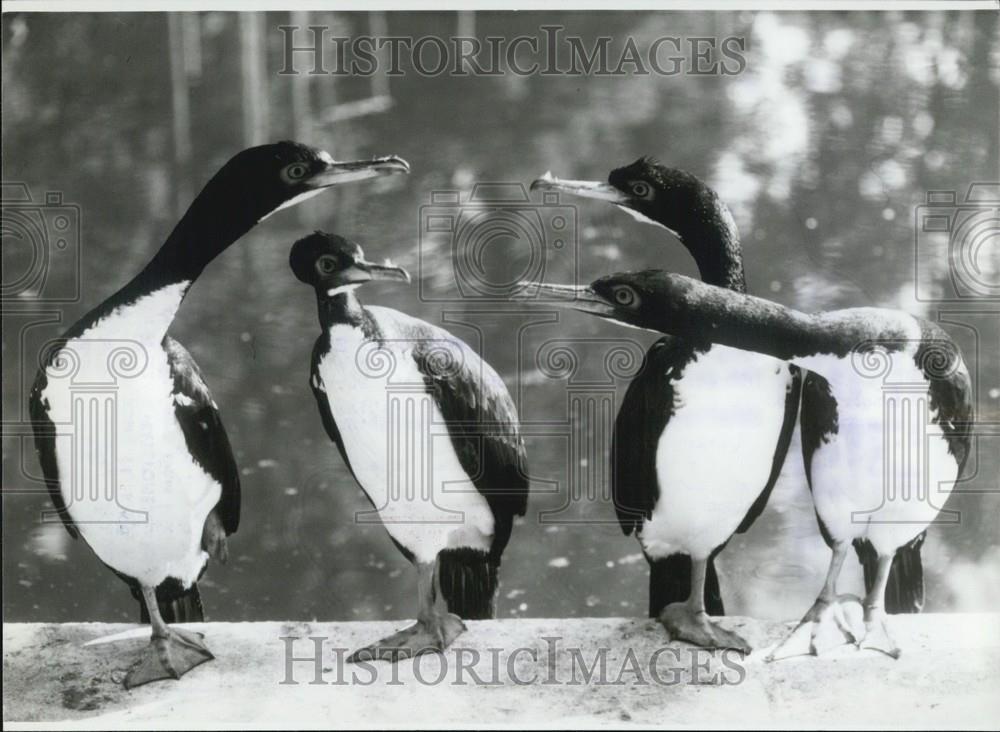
[797,330,961,554]
[259,188,326,222]
[40,283,220,588]
[614,204,680,238]
[326,284,362,297]
[317,322,494,562]
[639,346,791,560]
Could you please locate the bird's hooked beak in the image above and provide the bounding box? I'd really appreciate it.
[529,171,627,204]
[512,281,618,318]
[326,257,411,295]
[306,154,411,188]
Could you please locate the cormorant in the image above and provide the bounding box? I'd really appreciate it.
[516,270,971,658]
[30,142,409,687]
[290,231,529,661]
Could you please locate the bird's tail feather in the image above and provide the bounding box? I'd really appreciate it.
[138,582,205,624]
[648,552,724,618]
[854,533,925,614]
[437,548,499,620]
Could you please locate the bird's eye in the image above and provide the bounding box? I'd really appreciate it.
[284,162,310,182]
[316,256,338,275]
[613,286,638,307]
[630,181,652,198]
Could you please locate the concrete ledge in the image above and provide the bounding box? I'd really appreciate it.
[4,614,1000,728]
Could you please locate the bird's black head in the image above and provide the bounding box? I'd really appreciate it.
[193,141,410,230]
[532,158,729,241]
[514,270,684,332]
[585,270,679,329]
[531,158,744,290]
[516,270,804,361]
[290,231,410,296]
[607,158,726,236]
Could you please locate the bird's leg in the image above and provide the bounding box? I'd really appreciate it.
[658,556,751,652]
[860,553,902,659]
[347,559,466,664]
[767,540,864,661]
[123,585,214,689]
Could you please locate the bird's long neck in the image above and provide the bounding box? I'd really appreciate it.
[135,193,256,295]
[93,189,258,343]
[675,203,747,293]
[644,273,906,368]
[317,288,367,330]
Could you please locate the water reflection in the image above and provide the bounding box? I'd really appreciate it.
[2,10,998,623]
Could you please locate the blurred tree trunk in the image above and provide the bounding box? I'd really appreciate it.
[290,10,312,224]
[168,13,192,218]
[239,13,269,147]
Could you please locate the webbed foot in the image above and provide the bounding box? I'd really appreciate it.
[660,602,752,653]
[124,627,214,689]
[860,606,901,659]
[347,612,466,664]
[766,595,865,662]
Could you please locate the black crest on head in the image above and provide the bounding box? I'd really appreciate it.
[608,158,712,207]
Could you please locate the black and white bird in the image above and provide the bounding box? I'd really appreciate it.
[517,270,972,658]
[30,142,409,688]
[290,232,529,661]
[532,161,801,650]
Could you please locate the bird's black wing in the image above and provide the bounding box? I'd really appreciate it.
[308,331,350,467]
[734,363,803,534]
[612,336,700,535]
[915,320,975,470]
[29,355,78,538]
[410,325,529,560]
[163,337,240,535]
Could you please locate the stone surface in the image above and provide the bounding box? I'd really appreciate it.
[4,614,1000,728]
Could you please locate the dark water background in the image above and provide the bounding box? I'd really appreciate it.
[3,11,998,623]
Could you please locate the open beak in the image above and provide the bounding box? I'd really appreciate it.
[306,155,410,188]
[512,281,618,318]
[328,258,411,293]
[529,171,627,204]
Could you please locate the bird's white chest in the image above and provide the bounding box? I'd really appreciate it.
[39,283,219,586]
[640,345,793,560]
[315,324,493,562]
[799,351,959,554]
